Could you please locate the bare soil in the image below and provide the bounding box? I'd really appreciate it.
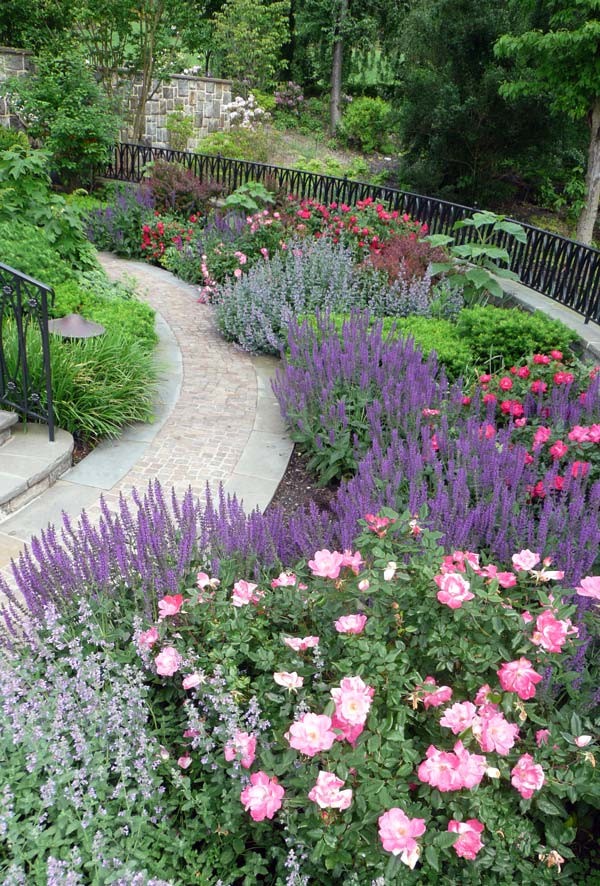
[266,446,338,519]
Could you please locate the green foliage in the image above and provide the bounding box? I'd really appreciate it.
[223,181,275,213]
[6,48,120,189]
[0,0,71,51]
[0,221,77,288]
[0,147,98,271]
[0,127,29,152]
[166,107,196,151]
[340,96,392,153]
[212,0,291,89]
[196,128,271,162]
[293,155,370,180]
[427,211,528,305]
[455,305,576,372]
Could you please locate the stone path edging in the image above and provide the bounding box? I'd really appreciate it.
[0,255,293,573]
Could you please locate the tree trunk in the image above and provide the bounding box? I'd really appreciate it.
[576,96,600,244]
[329,0,348,134]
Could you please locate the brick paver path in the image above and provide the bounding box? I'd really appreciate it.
[96,253,257,504]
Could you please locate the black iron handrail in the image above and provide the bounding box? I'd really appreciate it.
[106,142,600,325]
[0,262,54,441]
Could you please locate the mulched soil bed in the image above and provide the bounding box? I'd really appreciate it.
[265,446,338,519]
[72,435,95,465]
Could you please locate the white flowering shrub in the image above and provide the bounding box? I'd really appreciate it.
[223,94,271,131]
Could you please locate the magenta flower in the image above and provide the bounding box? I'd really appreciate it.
[511,753,545,798]
[157,594,184,619]
[240,771,284,821]
[439,702,478,735]
[421,677,453,709]
[232,579,264,607]
[334,613,368,634]
[536,729,551,746]
[531,610,577,653]
[476,712,519,755]
[576,576,600,600]
[177,753,192,769]
[307,549,344,579]
[138,626,159,649]
[497,658,542,700]
[448,819,485,860]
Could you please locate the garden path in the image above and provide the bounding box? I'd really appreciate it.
[0,255,293,577]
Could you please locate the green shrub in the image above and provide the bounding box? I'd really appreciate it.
[197,128,270,162]
[456,305,576,371]
[0,127,29,151]
[0,221,77,287]
[293,155,370,180]
[53,279,157,352]
[166,108,196,151]
[340,96,392,152]
[3,321,157,440]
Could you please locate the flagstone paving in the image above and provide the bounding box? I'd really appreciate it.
[0,255,293,576]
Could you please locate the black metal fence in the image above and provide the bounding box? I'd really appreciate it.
[0,262,54,441]
[106,142,600,325]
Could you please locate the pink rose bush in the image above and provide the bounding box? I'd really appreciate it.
[132,512,595,882]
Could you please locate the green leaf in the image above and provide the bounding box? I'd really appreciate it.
[425,844,440,871]
[434,831,459,849]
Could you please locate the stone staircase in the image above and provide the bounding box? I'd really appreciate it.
[0,411,73,519]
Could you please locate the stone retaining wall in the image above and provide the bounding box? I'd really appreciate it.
[0,47,32,129]
[120,73,232,149]
[0,46,231,149]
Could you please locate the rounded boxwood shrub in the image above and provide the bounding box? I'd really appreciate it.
[340,96,392,152]
[456,306,575,370]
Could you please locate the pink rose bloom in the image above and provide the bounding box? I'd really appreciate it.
[533,354,551,365]
[553,371,574,385]
[440,702,478,735]
[574,735,592,747]
[571,460,590,478]
[364,513,395,537]
[285,713,337,756]
[341,549,364,574]
[499,376,513,391]
[240,771,284,821]
[536,729,551,746]
[422,677,453,709]
[182,672,203,690]
[522,610,534,623]
[155,646,182,677]
[511,549,541,572]
[474,684,493,705]
[515,417,527,427]
[477,713,519,755]
[532,426,552,449]
[517,365,530,379]
[496,572,517,589]
[138,626,159,649]
[378,808,426,867]
[157,594,184,619]
[434,572,474,609]
[271,571,297,588]
[549,440,568,459]
[448,819,484,860]
[531,610,575,653]
[197,571,219,590]
[335,613,368,634]
[576,576,600,600]
[530,379,548,395]
[177,753,192,769]
[358,578,370,591]
[232,579,263,607]
[273,671,304,691]
[588,423,600,442]
[454,740,487,788]
[331,676,374,726]
[418,745,463,792]
[550,350,563,360]
[330,711,364,746]
[511,753,545,798]
[224,731,256,769]
[497,658,542,700]
[568,425,590,443]
[307,549,344,579]
[283,635,319,651]
[308,771,352,810]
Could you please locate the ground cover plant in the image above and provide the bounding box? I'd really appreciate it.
[0,492,597,883]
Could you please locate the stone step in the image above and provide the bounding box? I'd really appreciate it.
[0,424,73,519]
[0,411,18,447]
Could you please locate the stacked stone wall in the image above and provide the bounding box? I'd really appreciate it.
[0,47,231,149]
[120,74,232,149]
[0,47,33,129]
